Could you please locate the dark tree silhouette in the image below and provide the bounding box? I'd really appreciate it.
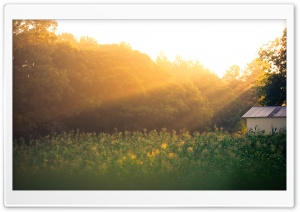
[256,28,286,106]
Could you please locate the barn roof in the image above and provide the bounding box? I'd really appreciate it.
[242,106,286,118]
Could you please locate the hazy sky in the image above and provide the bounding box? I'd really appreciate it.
[56,20,285,77]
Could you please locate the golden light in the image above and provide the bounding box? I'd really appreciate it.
[56,20,285,77]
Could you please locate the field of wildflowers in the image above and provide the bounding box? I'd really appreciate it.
[13,129,286,190]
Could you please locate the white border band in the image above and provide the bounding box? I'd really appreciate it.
[4,4,294,20]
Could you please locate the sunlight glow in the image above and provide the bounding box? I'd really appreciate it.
[56,20,285,77]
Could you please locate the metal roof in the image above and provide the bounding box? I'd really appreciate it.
[242,106,286,118]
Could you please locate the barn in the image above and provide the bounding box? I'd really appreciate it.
[242,106,286,134]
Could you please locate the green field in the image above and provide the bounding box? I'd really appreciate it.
[13,129,286,190]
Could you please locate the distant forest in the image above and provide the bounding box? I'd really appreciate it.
[13,20,287,139]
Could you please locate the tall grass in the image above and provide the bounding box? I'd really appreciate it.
[13,129,286,190]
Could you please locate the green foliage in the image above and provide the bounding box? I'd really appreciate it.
[256,28,286,106]
[12,20,233,138]
[12,20,287,139]
[13,21,70,138]
[14,130,286,190]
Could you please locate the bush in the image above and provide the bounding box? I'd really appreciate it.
[13,130,286,190]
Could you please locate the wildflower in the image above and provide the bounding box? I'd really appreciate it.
[179,141,185,146]
[130,154,137,160]
[168,152,176,159]
[91,146,97,151]
[187,147,193,152]
[148,149,159,157]
[217,135,225,141]
[161,143,167,149]
[186,134,191,139]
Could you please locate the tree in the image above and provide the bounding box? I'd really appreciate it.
[223,65,243,81]
[78,36,99,49]
[13,20,70,138]
[57,32,78,47]
[256,28,286,106]
[244,58,270,84]
[13,20,57,51]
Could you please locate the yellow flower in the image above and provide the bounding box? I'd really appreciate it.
[91,146,97,151]
[147,150,158,157]
[184,132,191,139]
[161,143,167,149]
[168,152,176,159]
[179,141,185,146]
[187,147,193,152]
[130,154,137,160]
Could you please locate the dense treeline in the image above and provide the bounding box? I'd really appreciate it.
[13,20,286,139]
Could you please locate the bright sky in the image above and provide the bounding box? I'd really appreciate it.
[56,20,285,77]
